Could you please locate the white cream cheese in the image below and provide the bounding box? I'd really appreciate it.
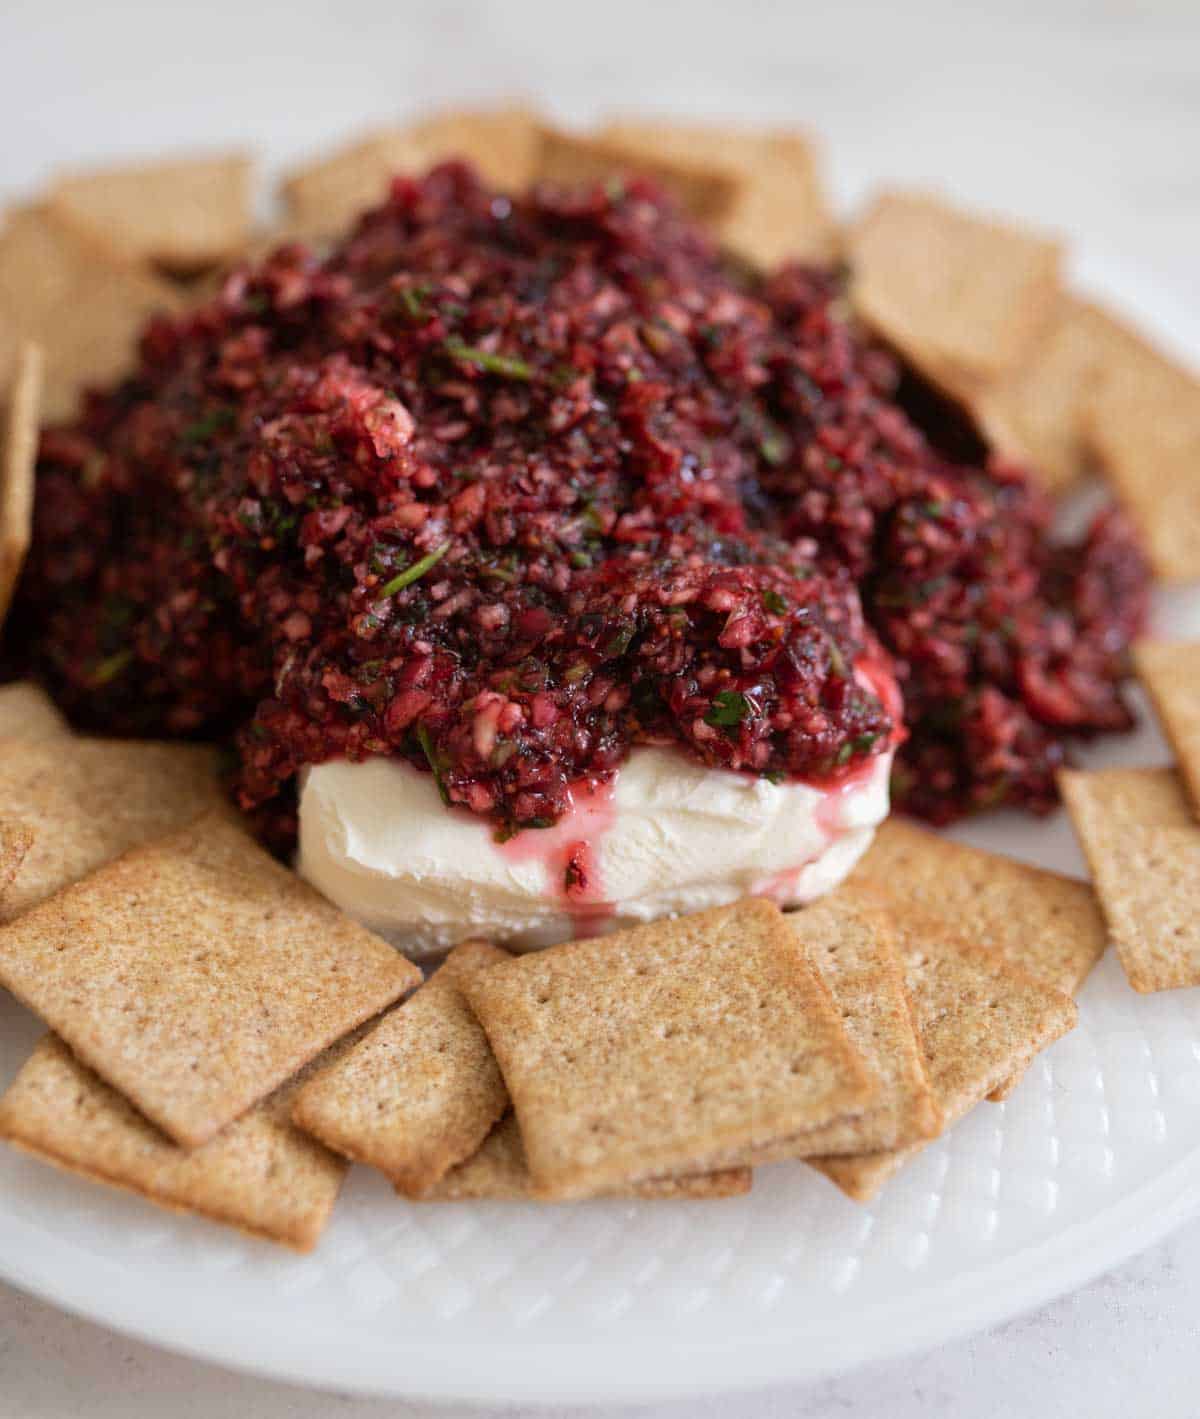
[298,744,893,958]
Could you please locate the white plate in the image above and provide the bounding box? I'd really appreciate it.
[2,250,1199,1407]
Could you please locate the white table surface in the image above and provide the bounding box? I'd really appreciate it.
[2,0,1199,1413]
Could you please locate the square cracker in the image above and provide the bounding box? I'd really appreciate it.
[424,1113,751,1202]
[0,810,419,1147]
[852,818,1106,998]
[282,106,539,235]
[969,298,1131,494]
[0,1035,346,1252]
[1,343,41,624]
[49,154,254,272]
[597,119,837,267]
[1059,766,1200,992]
[1135,641,1200,814]
[812,906,1077,1201]
[462,898,874,1201]
[0,736,227,922]
[534,127,741,228]
[293,940,511,1196]
[708,889,938,1167]
[1083,332,1200,581]
[0,682,69,739]
[0,206,184,423]
[847,190,1061,389]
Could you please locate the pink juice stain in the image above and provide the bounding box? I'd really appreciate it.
[495,776,619,937]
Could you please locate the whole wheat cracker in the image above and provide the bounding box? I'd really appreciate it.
[0,810,420,1147]
[0,683,69,739]
[534,126,740,228]
[1134,641,1200,816]
[0,821,33,903]
[0,1035,346,1251]
[425,1113,751,1202]
[1083,331,1200,581]
[463,898,874,1201]
[49,154,254,272]
[847,190,1061,390]
[293,940,510,1195]
[705,888,938,1167]
[0,206,183,422]
[1,342,41,624]
[282,106,539,236]
[1059,766,1200,992]
[0,736,226,922]
[596,119,837,267]
[811,904,1077,1201]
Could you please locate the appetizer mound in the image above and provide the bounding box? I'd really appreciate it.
[14,164,1147,838]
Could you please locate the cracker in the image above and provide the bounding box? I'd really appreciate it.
[0,820,33,901]
[847,190,1061,389]
[1059,766,1200,991]
[0,736,226,922]
[49,154,253,272]
[597,119,836,266]
[813,906,1077,1200]
[708,889,938,1166]
[853,818,1106,998]
[535,127,740,228]
[1083,330,1200,581]
[1135,641,1200,814]
[282,106,539,235]
[0,206,184,422]
[1,343,41,622]
[0,810,419,1147]
[0,1035,345,1251]
[463,898,874,1200]
[969,298,1122,493]
[0,682,69,739]
[293,940,510,1195]
[424,1113,751,1202]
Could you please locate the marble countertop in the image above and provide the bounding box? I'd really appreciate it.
[2,0,1198,1413]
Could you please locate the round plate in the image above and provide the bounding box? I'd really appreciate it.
[2,249,1199,1407]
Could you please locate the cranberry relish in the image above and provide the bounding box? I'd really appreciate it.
[14,164,1147,836]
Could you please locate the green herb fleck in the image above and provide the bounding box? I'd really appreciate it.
[379,542,451,597]
[762,589,789,615]
[416,724,450,806]
[705,690,751,728]
[179,407,235,445]
[604,625,635,658]
[760,428,790,467]
[834,732,880,766]
[89,648,133,686]
[444,337,532,381]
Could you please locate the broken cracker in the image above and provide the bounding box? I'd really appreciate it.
[847,190,1061,390]
[535,126,740,228]
[1135,641,1200,814]
[709,888,938,1167]
[1083,329,1200,581]
[597,119,837,266]
[0,682,69,739]
[0,1035,345,1252]
[463,898,873,1201]
[0,736,226,922]
[812,906,1077,1200]
[0,206,184,422]
[1059,766,1200,992]
[282,105,539,235]
[0,810,419,1147]
[293,940,510,1196]
[425,1113,751,1202]
[1,342,41,622]
[49,154,254,272]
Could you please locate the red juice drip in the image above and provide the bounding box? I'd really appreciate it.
[495,776,618,937]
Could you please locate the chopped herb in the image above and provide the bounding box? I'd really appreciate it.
[396,282,432,320]
[705,690,751,728]
[834,732,881,766]
[564,661,591,683]
[762,589,789,615]
[89,648,133,686]
[759,428,790,467]
[379,542,451,597]
[444,337,532,381]
[604,625,635,657]
[762,769,785,784]
[416,723,450,805]
[569,550,592,569]
[179,407,235,445]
